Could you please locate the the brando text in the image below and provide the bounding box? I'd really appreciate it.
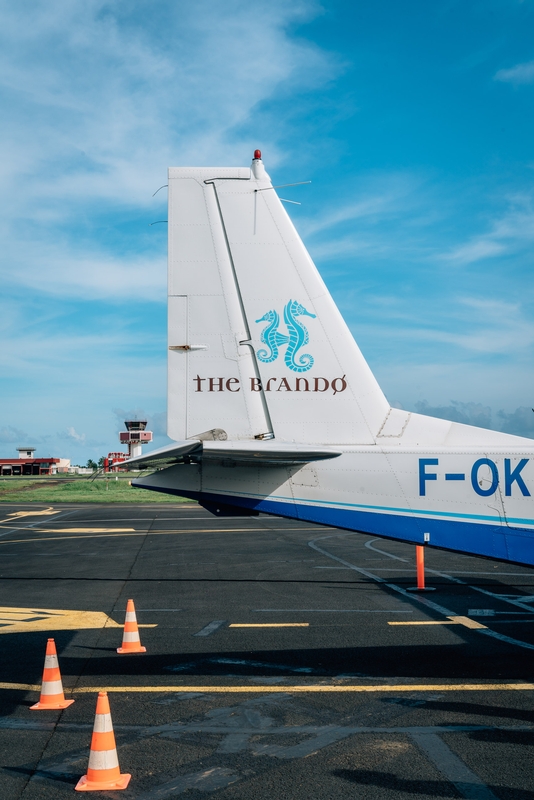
[193,375,348,395]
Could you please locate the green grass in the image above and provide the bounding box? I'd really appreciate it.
[0,477,190,504]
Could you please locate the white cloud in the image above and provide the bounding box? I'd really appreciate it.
[441,193,534,264]
[61,427,86,443]
[303,192,405,236]
[0,426,31,444]
[411,401,534,440]
[0,0,335,190]
[494,60,534,85]
[302,174,423,235]
[298,172,438,267]
[443,238,506,265]
[377,359,534,418]
[424,297,534,354]
[348,292,534,360]
[0,0,337,298]
[3,243,167,300]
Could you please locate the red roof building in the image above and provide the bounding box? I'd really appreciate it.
[0,447,67,476]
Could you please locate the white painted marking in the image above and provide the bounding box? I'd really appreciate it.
[412,732,499,800]
[365,539,534,577]
[468,609,532,617]
[371,570,534,576]
[311,535,534,651]
[194,620,227,637]
[365,539,408,561]
[478,628,534,649]
[471,587,534,614]
[135,767,239,798]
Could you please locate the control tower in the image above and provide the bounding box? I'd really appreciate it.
[119,420,153,459]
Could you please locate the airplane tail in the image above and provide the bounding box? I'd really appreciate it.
[167,151,389,445]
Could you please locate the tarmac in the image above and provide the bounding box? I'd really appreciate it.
[1,501,533,799]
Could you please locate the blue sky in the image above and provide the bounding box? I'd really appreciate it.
[1,0,533,463]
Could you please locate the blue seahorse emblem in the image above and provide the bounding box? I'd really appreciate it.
[255,309,289,363]
[255,300,316,372]
[283,299,316,372]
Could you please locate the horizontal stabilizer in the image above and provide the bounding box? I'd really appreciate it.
[202,441,341,465]
[121,440,202,468]
[122,440,341,469]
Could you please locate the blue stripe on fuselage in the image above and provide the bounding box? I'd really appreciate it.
[132,482,534,567]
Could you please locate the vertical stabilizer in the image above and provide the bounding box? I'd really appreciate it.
[167,153,389,444]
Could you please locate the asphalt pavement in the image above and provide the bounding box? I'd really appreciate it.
[1,501,533,799]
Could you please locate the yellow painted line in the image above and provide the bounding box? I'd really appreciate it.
[7,507,59,518]
[0,533,144,543]
[41,528,135,533]
[447,615,488,630]
[0,683,42,691]
[389,621,457,626]
[1,683,534,694]
[229,623,310,628]
[0,606,157,634]
[388,616,487,630]
[0,527,268,544]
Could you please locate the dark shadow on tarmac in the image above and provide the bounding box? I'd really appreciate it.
[333,770,534,799]
[61,643,534,681]
[1,632,533,683]
[4,766,78,785]
[333,769,457,796]
[403,700,534,724]
[466,729,534,746]
[1,629,533,716]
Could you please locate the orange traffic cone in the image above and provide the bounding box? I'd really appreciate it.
[30,638,74,710]
[117,599,146,653]
[75,691,131,791]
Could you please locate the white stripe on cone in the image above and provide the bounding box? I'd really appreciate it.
[87,748,120,770]
[121,631,141,643]
[44,654,59,668]
[41,679,64,695]
[93,713,113,733]
[125,611,137,622]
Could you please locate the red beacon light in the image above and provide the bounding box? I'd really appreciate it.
[253,149,262,160]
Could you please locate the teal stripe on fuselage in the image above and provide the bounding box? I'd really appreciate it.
[201,487,534,528]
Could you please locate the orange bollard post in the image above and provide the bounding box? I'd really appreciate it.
[416,545,425,589]
[75,691,131,791]
[407,544,435,592]
[30,638,75,710]
[117,599,146,654]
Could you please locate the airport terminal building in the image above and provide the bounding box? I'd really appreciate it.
[0,447,69,476]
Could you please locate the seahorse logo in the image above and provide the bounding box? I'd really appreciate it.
[255,300,316,372]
